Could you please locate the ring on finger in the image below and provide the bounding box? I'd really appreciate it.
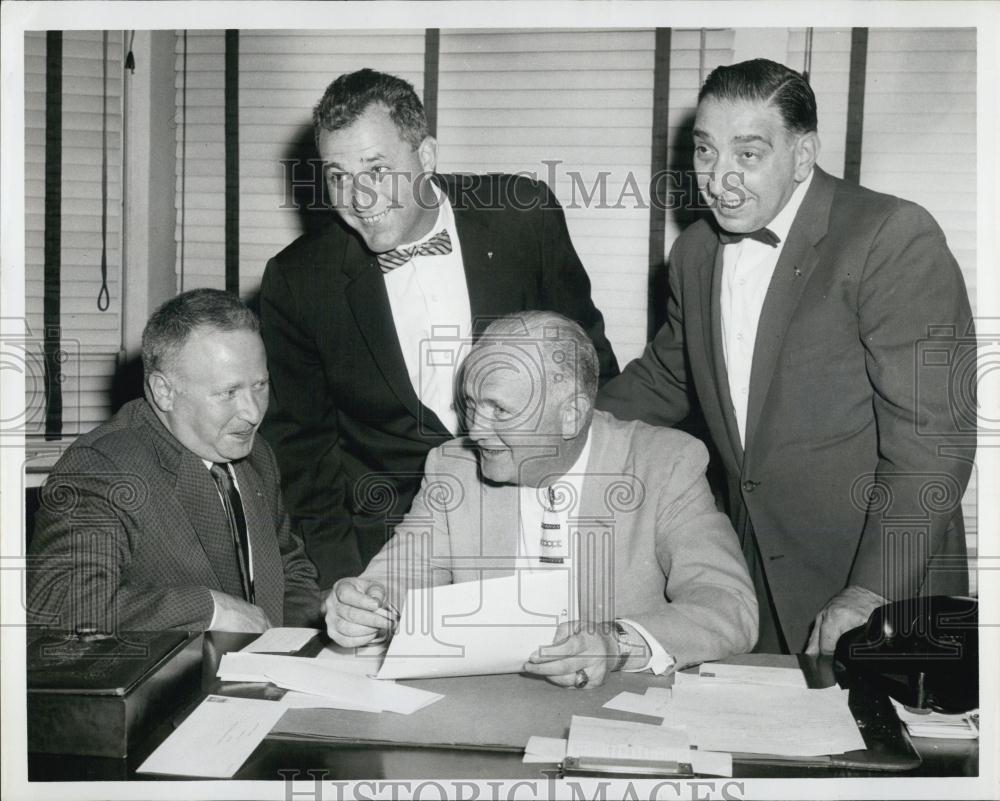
[573,668,589,689]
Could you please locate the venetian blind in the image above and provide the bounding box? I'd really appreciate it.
[859,27,978,575]
[173,29,426,296]
[435,28,658,364]
[24,30,123,448]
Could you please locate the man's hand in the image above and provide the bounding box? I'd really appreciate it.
[207,590,271,633]
[323,577,398,648]
[522,621,617,689]
[805,585,887,655]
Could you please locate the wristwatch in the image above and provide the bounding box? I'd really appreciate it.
[611,620,633,672]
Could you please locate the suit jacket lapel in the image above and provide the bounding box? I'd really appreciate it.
[576,415,626,624]
[704,241,745,466]
[231,458,283,622]
[140,403,244,597]
[442,175,526,335]
[744,169,834,455]
[342,235,449,433]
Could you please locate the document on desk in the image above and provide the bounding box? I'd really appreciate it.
[604,689,672,718]
[314,641,387,676]
[137,695,285,778]
[376,571,570,680]
[240,627,320,654]
[566,716,730,777]
[696,662,807,687]
[218,652,442,714]
[663,684,865,757]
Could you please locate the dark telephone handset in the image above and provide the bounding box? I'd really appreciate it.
[833,595,978,714]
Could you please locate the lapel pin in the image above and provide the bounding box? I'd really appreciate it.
[487,251,494,259]
[793,267,802,277]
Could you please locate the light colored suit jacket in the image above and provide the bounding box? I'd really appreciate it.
[362,410,758,669]
[28,399,320,631]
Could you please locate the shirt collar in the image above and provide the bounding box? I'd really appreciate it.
[767,168,814,243]
[393,182,453,250]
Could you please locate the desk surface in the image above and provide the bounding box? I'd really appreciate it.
[27,633,979,782]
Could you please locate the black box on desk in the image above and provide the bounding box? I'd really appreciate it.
[27,629,202,759]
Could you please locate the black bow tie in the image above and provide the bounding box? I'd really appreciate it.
[718,227,781,248]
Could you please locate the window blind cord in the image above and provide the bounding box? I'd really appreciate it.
[118,30,132,369]
[97,30,110,312]
[803,27,814,83]
[179,31,188,292]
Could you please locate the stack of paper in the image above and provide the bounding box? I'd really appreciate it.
[891,699,979,739]
[239,627,319,654]
[218,652,442,714]
[561,715,732,777]
[664,681,865,757]
[694,662,808,687]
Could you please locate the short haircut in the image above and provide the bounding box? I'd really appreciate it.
[142,288,259,377]
[699,58,818,135]
[476,311,599,404]
[313,68,429,150]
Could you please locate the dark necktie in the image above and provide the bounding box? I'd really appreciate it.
[718,227,781,247]
[376,229,453,273]
[209,463,254,603]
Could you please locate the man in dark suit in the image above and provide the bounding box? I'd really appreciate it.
[260,69,618,589]
[597,59,974,654]
[28,289,320,633]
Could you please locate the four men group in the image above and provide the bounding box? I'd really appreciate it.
[28,58,973,687]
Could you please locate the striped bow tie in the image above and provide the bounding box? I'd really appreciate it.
[718,227,781,248]
[376,229,453,273]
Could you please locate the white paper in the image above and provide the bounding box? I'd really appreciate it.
[604,690,671,718]
[278,690,384,713]
[566,715,689,762]
[890,699,980,739]
[523,735,568,763]
[218,652,443,714]
[664,683,864,756]
[240,627,319,653]
[697,662,808,687]
[376,571,571,680]
[313,641,387,676]
[137,695,286,778]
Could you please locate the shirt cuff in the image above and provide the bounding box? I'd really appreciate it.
[618,617,675,676]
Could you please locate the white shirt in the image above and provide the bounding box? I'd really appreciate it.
[720,169,814,446]
[516,432,673,675]
[383,188,472,436]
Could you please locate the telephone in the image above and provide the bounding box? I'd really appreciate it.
[833,595,978,714]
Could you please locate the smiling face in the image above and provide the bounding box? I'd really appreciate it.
[149,327,270,463]
[318,103,439,254]
[461,342,588,487]
[692,96,818,233]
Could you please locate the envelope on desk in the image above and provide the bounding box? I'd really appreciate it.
[377,571,570,680]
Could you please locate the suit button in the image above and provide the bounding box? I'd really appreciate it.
[742,480,759,493]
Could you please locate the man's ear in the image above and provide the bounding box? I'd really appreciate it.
[147,371,176,413]
[793,131,820,181]
[560,394,593,439]
[417,135,438,174]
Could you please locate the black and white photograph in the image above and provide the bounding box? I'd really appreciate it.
[1,2,997,800]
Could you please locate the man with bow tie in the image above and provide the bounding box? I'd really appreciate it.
[259,69,618,591]
[597,59,974,655]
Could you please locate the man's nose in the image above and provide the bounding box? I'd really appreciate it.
[351,172,379,212]
[237,389,266,426]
